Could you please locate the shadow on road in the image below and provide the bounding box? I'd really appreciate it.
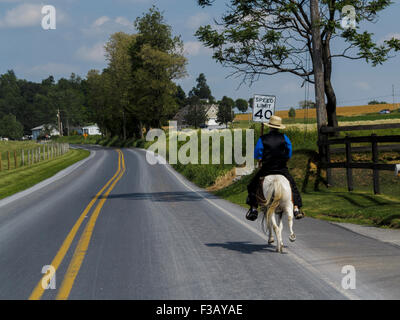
[104,191,219,202]
[205,241,275,254]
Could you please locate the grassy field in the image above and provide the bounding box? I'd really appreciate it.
[0,148,89,200]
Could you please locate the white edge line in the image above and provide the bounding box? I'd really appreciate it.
[136,148,360,300]
[0,148,96,209]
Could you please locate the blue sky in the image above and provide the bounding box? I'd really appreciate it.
[0,0,399,111]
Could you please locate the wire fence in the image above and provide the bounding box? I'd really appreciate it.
[0,143,70,172]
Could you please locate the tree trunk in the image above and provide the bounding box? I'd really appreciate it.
[310,0,328,133]
[322,35,338,128]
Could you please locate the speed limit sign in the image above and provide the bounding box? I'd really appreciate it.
[252,94,276,123]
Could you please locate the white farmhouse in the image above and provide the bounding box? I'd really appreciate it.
[82,124,101,136]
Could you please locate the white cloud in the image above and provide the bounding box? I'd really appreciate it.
[0,3,42,28]
[92,16,111,27]
[76,43,106,63]
[184,41,211,56]
[83,16,134,37]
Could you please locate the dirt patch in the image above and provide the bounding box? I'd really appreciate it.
[207,168,237,192]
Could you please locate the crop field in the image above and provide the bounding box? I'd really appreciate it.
[235,103,400,121]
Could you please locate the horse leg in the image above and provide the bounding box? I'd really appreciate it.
[276,213,284,253]
[287,206,296,242]
[270,214,281,252]
[266,211,274,244]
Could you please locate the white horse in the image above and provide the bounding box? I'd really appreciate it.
[259,175,296,253]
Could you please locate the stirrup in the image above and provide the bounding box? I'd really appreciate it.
[246,208,258,221]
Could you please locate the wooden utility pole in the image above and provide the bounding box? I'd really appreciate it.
[57,109,63,137]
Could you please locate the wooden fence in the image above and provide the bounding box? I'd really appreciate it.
[319,123,400,194]
[0,143,70,172]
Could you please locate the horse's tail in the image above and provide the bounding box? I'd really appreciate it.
[262,177,283,232]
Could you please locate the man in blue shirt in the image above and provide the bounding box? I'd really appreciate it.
[246,116,304,221]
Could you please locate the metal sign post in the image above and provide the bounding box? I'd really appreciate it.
[252,94,276,136]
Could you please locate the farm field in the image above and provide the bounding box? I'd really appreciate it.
[234,103,400,122]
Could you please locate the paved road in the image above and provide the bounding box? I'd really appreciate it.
[1,146,400,300]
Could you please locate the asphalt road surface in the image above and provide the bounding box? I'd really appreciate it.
[1,146,400,300]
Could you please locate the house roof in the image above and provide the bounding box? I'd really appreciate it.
[31,125,45,131]
[82,124,99,129]
[31,124,58,131]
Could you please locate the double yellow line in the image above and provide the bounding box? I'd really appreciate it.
[29,149,126,300]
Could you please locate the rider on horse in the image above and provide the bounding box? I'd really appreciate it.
[246,115,304,221]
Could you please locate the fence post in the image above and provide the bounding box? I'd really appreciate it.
[345,136,353,191]
[7,151,10,170]
[325,138,332,187]
[14,150,17,169]
[371,134,380,194]
[0,152,2,171]
[21,150,24,166]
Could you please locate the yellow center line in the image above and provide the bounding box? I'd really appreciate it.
[55,150,126,300]
[28,149,122,300]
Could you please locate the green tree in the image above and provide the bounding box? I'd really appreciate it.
[195,0,400,128]
[189,73,215,103]
[105,32,138,139]
[235,98,248,113]
[0,114,23,140]
[184,95,208,128]
[175,85,187,109]
[368,100,387,105]
[217,96,234,127]
[129,7,187,131]
[288,107,296,119]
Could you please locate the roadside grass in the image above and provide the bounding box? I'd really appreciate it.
[0,148,89,200]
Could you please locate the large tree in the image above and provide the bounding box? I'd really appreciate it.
[195,0,400,128]
[235,98,249,112]
[129,7,187,131]
[0,114,23,140]
[105,32,138,139]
